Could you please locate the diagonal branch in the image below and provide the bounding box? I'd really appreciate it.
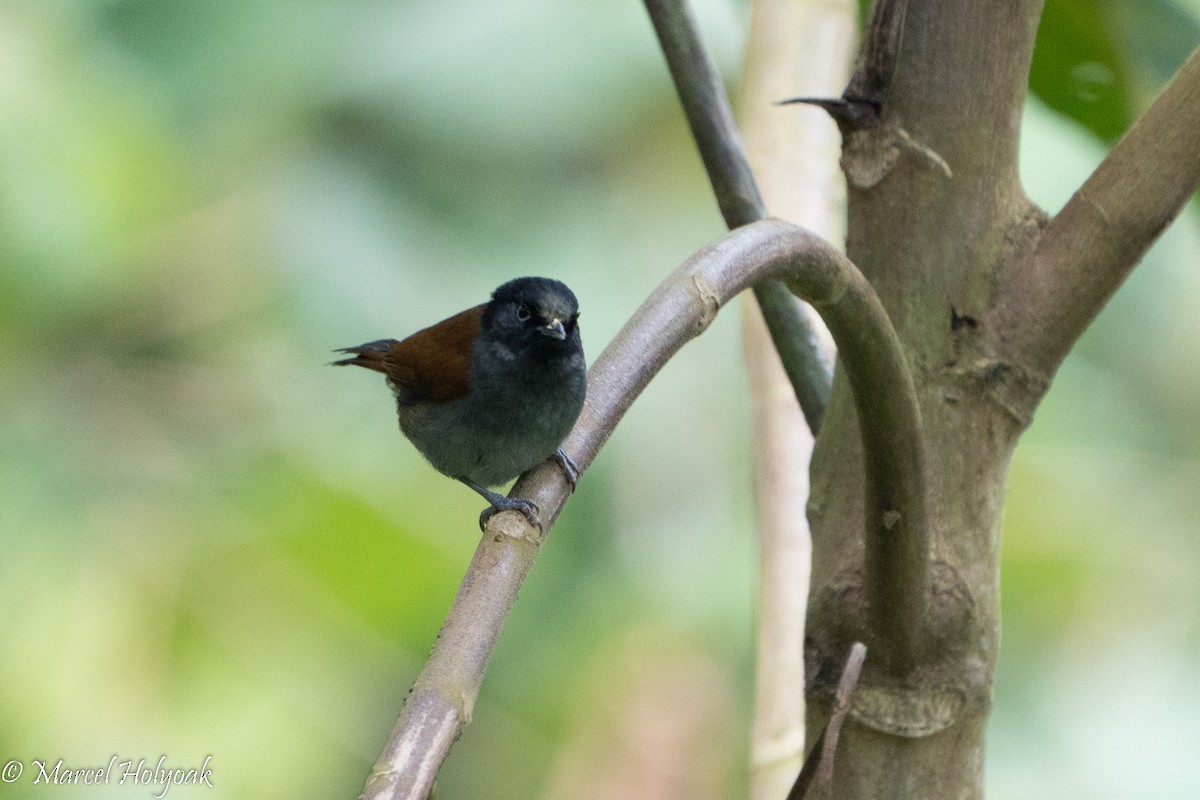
[643,0,833,432]
[358,218,929,800]
[1004,44,1200,379]
[642,0,766,226]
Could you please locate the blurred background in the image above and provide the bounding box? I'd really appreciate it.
[0,0,1197,798]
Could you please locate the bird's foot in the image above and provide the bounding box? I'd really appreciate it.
[478,496,541,531]
[460,477,542,531]
[551,448,580,490]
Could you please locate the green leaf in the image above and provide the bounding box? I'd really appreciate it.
[1029,0,1200,141]
[1029,0,1132,141]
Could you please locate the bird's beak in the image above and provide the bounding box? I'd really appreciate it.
[540,318,567,340]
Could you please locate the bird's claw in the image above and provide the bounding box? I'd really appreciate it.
[469,449,577,532]
[551,448,580,490]
[479,497,541,531]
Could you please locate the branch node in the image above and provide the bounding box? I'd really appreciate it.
[488,510,541,543]
[691,273,722,332]
[1004,45,1200,375]
[841,128,901,189]
[849,684,967,738]
[961,357,1049,430]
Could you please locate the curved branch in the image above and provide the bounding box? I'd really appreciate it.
[360,218,929,799]
[1004,44,1200,378]
[755,281,834,431]
[643,0,833,431]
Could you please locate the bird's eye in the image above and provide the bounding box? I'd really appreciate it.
[516,304,532,322]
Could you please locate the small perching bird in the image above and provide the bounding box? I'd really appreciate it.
[333,277,586,529]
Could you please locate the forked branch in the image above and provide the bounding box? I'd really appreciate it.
[359,218,928,800]
[1005,45,1200,378]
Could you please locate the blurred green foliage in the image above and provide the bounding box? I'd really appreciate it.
[1030,0,1200,140]
[0,1,1197,798]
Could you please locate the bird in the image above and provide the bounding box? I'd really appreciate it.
[333,277,586,530]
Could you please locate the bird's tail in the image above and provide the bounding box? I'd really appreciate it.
[330,339,399,373]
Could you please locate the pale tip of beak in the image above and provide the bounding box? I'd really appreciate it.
[542,319,567,340]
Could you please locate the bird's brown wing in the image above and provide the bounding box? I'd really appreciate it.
[333,304,484,404]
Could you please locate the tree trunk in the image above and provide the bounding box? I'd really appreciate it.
[805,0,1200,796]
[805,0,1045,795]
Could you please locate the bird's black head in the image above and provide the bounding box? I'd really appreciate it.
[481,277,582,357]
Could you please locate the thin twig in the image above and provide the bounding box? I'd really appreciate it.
[787,642,868,800]
[642,0,833,432]
[359,219,927,799]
